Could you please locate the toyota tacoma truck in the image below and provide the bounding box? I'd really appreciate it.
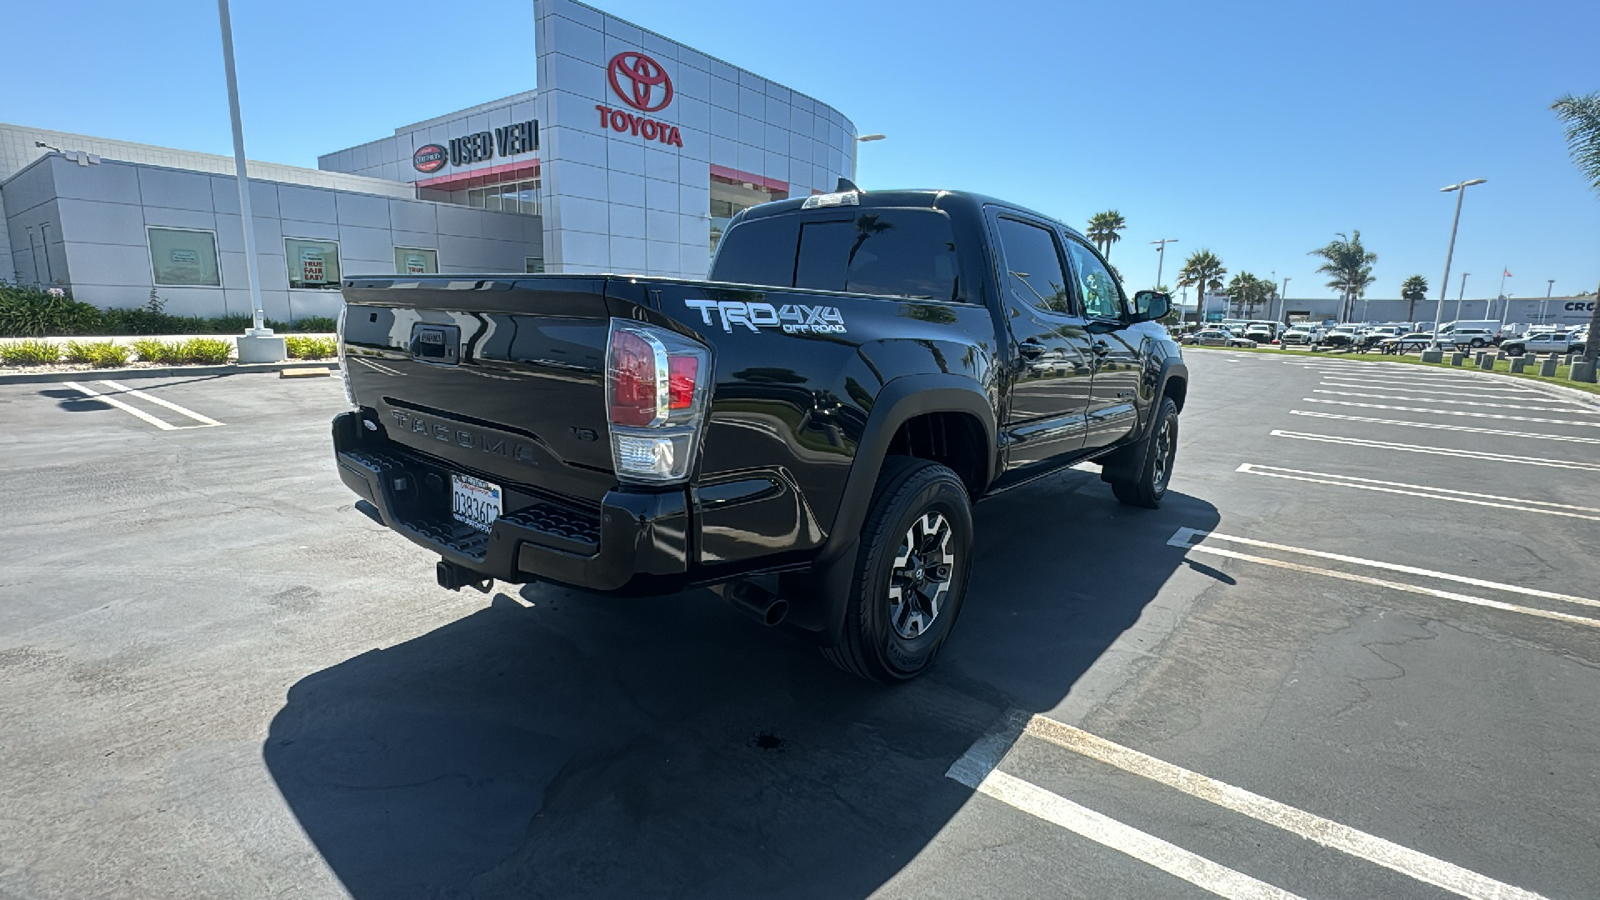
[331,187,1187,682]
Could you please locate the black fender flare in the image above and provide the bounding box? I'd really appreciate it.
[783,373,996,640]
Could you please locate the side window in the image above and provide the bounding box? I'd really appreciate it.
[793,210,960,300]
[1066,239,1124,320]
[995,217,1073,314]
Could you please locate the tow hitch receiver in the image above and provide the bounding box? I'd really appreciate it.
[437,560,493,593]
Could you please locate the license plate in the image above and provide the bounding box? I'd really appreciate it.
[451,473,502,534]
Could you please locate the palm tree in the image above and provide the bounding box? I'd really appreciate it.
[1400,275,1429,322]
[1227,272,1276,318]
[1086,210,1127,261]
[1309,231,1377,322]
[1552,92,1600,367]
[1177,250,1226,323]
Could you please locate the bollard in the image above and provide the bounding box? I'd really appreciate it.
[1539,356,1559,377]
[1479,354,1495,370]
[1495,351,1507,361]
[1474,351,1488,366]
[1510,358,1528,374]
[1573,361,1598,384]
[1420,349,1443,363]
[1451,352,1466,366]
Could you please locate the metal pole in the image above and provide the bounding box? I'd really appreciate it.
[217,0,268,335]
[1543,279,1554,325]
[1280,277,1290,323]
[1433,185,1467,334]
[26,227,41,286]
[1456,272,1468,321]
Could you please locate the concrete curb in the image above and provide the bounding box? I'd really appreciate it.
[1471,367,1600,409]
[0,360,340,385]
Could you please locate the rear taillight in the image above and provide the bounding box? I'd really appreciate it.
[605,319,711,484]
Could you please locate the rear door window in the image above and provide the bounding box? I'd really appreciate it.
[793,211,960,301]
[994,217,1074,315]
[713,208,960,301]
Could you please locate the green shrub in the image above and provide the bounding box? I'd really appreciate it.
[0,339,63,366]
[62,340,132,368]
[130,338,165,362]
[293,316,338,333]
[208,314,254,333]
[0,287,104,336]
[285,336,337,359]
[178,338,233,365]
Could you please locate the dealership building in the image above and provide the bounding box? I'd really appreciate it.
[0,0,858,321]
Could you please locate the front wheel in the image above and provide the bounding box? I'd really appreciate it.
[820,457,973,683]
[1107,395,1180,509]
[1470,338,1486,347]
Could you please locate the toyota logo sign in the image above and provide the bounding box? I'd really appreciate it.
[412,144,447,173]
[608,51,673,113]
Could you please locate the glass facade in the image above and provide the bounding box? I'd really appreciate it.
[395,247,438,274]
[709,178,787,255]
[419,178,540,216]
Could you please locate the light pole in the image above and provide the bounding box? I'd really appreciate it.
[1456,272,1469,322]
[1280,277,1290,323]
[851,133,885,184]
[1543,279,1555,325]
[1432,178,1487,335]
[1151,236,1178,293]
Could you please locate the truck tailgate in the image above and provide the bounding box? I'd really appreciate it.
[341,276,619,506]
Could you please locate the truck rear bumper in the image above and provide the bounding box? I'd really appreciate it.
[332,412,690,594]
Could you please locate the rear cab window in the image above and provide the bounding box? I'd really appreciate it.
[710,208,962,302]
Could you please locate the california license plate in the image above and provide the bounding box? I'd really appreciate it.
[451,473,502,534]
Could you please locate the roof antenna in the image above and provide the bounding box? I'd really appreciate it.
[835,177,860,193]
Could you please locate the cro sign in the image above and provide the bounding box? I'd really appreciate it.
[593,51,683,147]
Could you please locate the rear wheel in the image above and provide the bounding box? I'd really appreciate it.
[1470,337,1486,347]
[1107,395,1179,509]
[820,456,973,683]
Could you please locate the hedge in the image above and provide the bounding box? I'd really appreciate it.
[0,283,337,337]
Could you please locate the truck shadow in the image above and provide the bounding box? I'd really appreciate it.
[264,471,1219,899]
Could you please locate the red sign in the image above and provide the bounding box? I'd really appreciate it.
[412,144,447,173]
[608,51,673,113]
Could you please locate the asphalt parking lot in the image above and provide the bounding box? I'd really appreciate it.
[1,353,1596,899]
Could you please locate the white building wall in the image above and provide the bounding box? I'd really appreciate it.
[533,0,856,279]
[3,155,540,320]
[0,122,415,283]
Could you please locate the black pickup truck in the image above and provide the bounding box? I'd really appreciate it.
[332,187,1187,681]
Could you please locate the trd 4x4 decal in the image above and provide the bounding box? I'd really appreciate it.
[685,299,847,335]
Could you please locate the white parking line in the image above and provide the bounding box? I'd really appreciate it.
[1235,463,1600,521]
[1288,410,1600,444]
[1318,379,1547,397]
[62,381,175,431]
[951,713,1549,900]
[1021,717,1549,900]
[1270,430,1600,472]
[1169,529,1600,629]
[1310,374,1541,392]
[1304,399,1600,428]
[1169,527,1599,612]
[97,380,222,426]
[1310,389,1595,413]
[952,766,1303,899]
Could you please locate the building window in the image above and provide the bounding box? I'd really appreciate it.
[395,247,438,274]
[464,179,541,215]
[709,178,787,254]
[285,237,341,289]
[525,257,545,274]
[148,227,221,286]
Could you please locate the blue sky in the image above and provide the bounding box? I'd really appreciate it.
[8,0,1599,303]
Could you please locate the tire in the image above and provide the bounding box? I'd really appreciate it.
[1506,345,1525,357]
[1470,338,1486,348]
[1108,395,1180,509]
[820,456,973,683]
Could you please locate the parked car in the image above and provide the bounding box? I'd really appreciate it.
[1194,329,1257,348]
[1281,325,1325,345]
[1243,325,1276,343]
[1439,328,1497,348]
[1501,331,1587,357]
[330,187,1188,683]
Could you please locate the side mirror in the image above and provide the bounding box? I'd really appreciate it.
[1133,290,1171,322]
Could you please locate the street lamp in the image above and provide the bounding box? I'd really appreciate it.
[1542,279,1555,325]
[1433,178,1487,336]
[1280,277,1290,323]
[850,134,885,183]
[1456,272,1470,322]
